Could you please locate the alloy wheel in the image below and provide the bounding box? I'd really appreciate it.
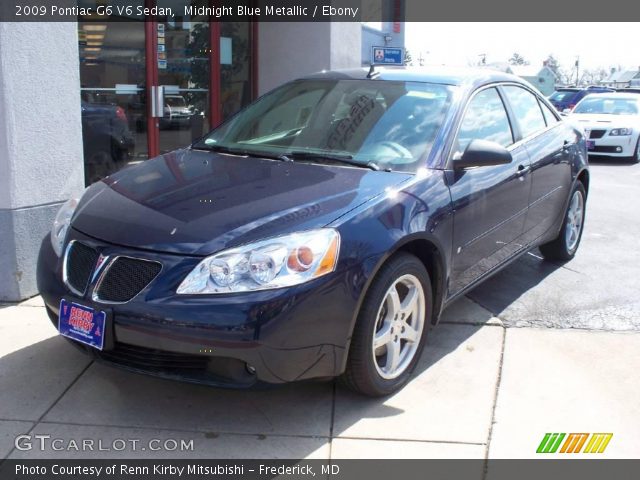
[565,189,584,253]
[371,274,426,380]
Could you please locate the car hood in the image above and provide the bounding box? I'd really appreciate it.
[72,149,412,256]
[569,113,640,128]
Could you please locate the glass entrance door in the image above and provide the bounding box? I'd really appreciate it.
[78,11,148,184]
[154,17,211,155]
[78,2,255,185]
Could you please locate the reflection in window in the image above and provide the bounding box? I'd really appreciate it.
[221,23,252,121]
[78,8,146,185]
[456,88,513,154]
[200,80,453,173]
[539,101,559,126]
[502,86,546,138]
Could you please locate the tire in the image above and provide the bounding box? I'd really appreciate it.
[539,182,586,262]
[340,253,432,397]
[629,137,640,164]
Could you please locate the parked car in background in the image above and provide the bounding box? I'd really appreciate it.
[81,101,135,185]
[160,95,193,130]
[569,92,640,163]
[549,86,615,112]
[39,67,589,396]
[616,87,640,94]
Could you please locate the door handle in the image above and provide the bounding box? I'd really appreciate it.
[150,85,165,118]
[562,140,573,152]
[516,164,531,177]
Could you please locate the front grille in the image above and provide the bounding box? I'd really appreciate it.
[97,342,209,371]
[96,257,161,302]
[589,129,607,139]
[64,242,99,295]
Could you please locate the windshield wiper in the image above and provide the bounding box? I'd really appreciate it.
[284,151,381,171]
[193,145,384,170]
[192,144,293,162]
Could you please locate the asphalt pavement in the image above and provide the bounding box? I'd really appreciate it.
[468,158,640,331]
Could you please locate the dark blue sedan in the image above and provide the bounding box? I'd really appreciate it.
[38,67,589,396]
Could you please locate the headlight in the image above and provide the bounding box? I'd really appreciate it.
[177,229,340,294]
[50,197,80,257]
[609,128,633,136]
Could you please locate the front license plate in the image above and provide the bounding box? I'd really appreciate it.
[586,140,595,150]
[58,299,106,350]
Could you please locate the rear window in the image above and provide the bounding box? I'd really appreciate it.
[549,90,578,103]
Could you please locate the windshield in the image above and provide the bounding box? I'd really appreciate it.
[573,97,640,115]
[549,90,578,102]
[194,79,454,173]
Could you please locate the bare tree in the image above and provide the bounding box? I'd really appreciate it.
[509,53,529,66]
[579,68,609,86]
[404,49,413,66]
[544,55,561,76]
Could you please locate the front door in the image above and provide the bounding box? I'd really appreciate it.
[448,87,532,295]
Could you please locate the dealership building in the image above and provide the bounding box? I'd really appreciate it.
[0,10,405,301]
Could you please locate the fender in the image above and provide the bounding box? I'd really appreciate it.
[336,231,451,374]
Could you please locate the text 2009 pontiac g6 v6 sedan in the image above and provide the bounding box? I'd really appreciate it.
[38,67,589,396]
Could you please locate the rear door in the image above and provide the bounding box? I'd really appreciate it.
[448,86,532,294]
[501,86,573,245]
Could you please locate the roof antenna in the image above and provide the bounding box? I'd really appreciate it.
[367,64,379,79]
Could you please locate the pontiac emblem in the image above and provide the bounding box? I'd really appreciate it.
[92,254,109,282]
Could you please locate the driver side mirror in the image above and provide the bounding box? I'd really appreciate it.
[452,139,512,170]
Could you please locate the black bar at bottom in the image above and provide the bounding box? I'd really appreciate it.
[1,459,638,480]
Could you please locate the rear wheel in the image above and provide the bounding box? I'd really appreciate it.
[539,182,586,262]
[340,253,432,397]
[629,137,640,164]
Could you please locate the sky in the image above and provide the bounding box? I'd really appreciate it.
[405,23,640,74]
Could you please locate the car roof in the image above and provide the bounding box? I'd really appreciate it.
[579,92,640,100]
[555,86,611,92]
[300,66,529,91]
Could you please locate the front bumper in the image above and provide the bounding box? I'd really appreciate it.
[587,135,637,157]
[37,230,364,387]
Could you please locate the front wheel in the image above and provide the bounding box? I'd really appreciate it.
[629,137,640,164]
[539,182,586,262]
[340,253,432,397]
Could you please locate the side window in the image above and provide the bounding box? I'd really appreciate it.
[502,86,547,138]
[455,88,514,155]
[539,100,560,126]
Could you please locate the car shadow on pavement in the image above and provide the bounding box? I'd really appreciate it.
[588,155,637,166]
[465,250,562,318]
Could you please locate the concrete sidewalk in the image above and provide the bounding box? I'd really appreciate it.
[1,296,638,460]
